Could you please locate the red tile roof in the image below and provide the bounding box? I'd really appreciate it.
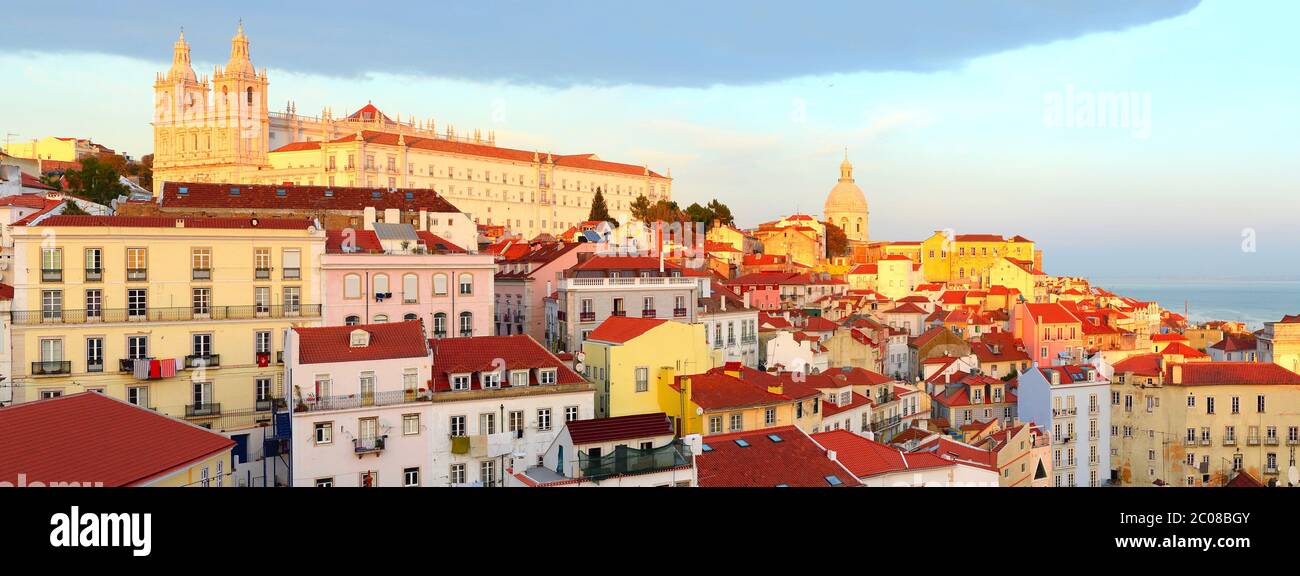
[913,436,996,468]
[31,215,316,230]
[0,283,12,300]
[802,316,839,332]
[1209,333,1257,352]
[323,228,464,254]
[1022,303,1081,325]
[1168,362,1300,386]
[825,366,895,386]
[160,181,462,213]
[429,335,585,391]
[1160,341,1208,359]
[1113,354,1164,376]
[0,392,234,487]
[697,426,859,487]
[676,367,817,410]
[812,429,956,478]
[294,321,430,365]
[20,172,56,191]
[566,413,674,445]
[587,316,668,344]
[1151,333,1188,342]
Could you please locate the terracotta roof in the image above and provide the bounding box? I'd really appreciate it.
[803,316,839,332]
[1168,362,1300,386]
[825,366,895,386]
[676,367,817,410]
[822,392,873,417]
[160,182,462,213]
[812,429,957,478]
[31,215,315,230]
[1224,470,1265,487]
[697,426,859,487]
[913,436,996,468]
[1022,303,1080,325]
[294,321,430,365]
[971,332,1029,363]
[1209,333,1257,352]
[566,413,675,445]
[429,335,585,391]
[1151,333,1188,342]
[0,393,234,487]
[1113,354,1164,376]
[0,283,12,300]
[586,316,668,344]
[882,302,928,315]
[1160,341,1208,359]
[0,194,55,208]
[20,172,56,191]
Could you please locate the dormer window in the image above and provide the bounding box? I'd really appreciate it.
[481,371,502,389]
[349,329,370,348]
[510,370,529,387]
[538,368,557,385]
[450,373,471,391]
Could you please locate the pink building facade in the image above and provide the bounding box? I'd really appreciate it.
[1012,302,1085,366]
[494,241,597,342]
[321,227,495,338]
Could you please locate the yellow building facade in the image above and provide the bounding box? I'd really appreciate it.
[1,136,97,162]
[582,319,719,419]
[9,216,325,434]
[918,232,1037,287]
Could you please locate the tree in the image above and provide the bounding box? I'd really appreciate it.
[684,202,712,225]
[38,174,63,191]
[61,201,89,216]
[136,154,154,190]
[706,199,734,227]
[63,156,126,205]
[824,220,850,258]
[587,187,616,225]
[629,194,651,222]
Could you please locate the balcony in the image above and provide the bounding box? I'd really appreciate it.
[1265,465,1279,475]
[296,389,433,413]
[255,267,271,279]
[126,268,147,282]
[563,276,700,290]
[192,268,212,281]
[1052,407,1077,417]
[185,402,222,418]
[612,310,626,317]
[31,360,71,376]
[13,304,322,325]
[1200,438,1212,446]
[673,307,688,318]
[1223,437,1237,446]
[578,440,690,480]
[1184,438,1197,446]
[185,354,221,369]
[579,311,596,323]
[556,311,566,321]
[85,268,103,281]
[283,268,301,280]
[1248,436,1261,446]
[641,309,656,318]
[354,436,386,455]
[1291,438,1300,446]
[41,268,62,282]
[1265,437,1279,446]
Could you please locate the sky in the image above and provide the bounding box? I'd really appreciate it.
[1,0,1297,281]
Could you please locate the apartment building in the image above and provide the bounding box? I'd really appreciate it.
[1016,363,1112,487]
[549,255,706,353]
[493,240,596,342]
[1109,358,1300,487]
[509,413,698,487]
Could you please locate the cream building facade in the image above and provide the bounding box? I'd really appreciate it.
[151,25,671,240]
[823,154,869,242]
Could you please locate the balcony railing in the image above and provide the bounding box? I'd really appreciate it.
[1223,437,1237,446]
[31,360,71,375]
[41,268,62,282]
[185,402,222,417]
[1052,407,1077,417]
[127,268,147,281]
[192,268,212,280]
[1290,438,1300,446]
[578,440,689,480]
[1248,436,1261,446]
[641,309,656,318]
[255,267,271,279]
[283,268,301,280]
[13,304,322,325]
[354,437,386,454]
[673,307,688,318]
[85,268,103,281]
[1265,437,1279,445]
[185,354,221,369]
[612,310,626,317]
[579,311,596,323]
[295,388,432,413]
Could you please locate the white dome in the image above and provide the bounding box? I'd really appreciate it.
[824,157,868,215]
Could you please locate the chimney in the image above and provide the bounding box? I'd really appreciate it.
[826,449,838,462]
[721,294,727,312]
[418,209,428,231]
[743,292,751,309]
[363,207,377,230]
[384,208,400,224]
[1049,370,1060,386]
[1171,364,1183,384]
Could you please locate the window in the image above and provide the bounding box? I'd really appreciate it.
[402,274,418,303]
[635,367,649,392]
[41,290,63,320]
[1258,395,1266,413]
[480,460,496,487]
[127,386,148,407]
[121,288,148,319]
[403,467,420,487]
[565,406,578,422]
[126,248,147,280]
[449,464,466,485]
[85,289,102,320]
[84,248,102,280]
[537,408,552,431]
[433,313,447,337]
[41,247,62,281]
[765,407,776,425]
[254,248,271,278]
[539,369,557,385]
[127,335,148,359]
[1231,396,1240,414]
[192,333,213,358]
[510,370,529,388]
[479,413,497,435]
[459,311,474,337]
[191,248,212,279]
[282,249,301,279]
[372,314,389,323]
[458,273,473,295]
[481,371,501,389]
[255,378,271,403]
[450,373,470,391]
[433,274,448,296]
[344,274,362,299]
[1206,397,1215,415]
[314,422,333,444]
[709,416,723,434]
[509,411,524,433]
[192,288,211,316]
[729,413,743,432]
[283,287,301,314]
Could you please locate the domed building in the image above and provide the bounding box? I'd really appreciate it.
[824,153,869,242]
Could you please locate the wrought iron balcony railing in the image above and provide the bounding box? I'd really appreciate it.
[13,304,322,325]
[31,360,71,375]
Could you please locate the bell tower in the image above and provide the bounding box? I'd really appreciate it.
[211,21,270,170]
[152,29,211,194]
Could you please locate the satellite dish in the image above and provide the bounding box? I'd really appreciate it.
[574,362,585,373]
[1289,466,1299,486]
[576,351,586,362]
[695,407,704,416]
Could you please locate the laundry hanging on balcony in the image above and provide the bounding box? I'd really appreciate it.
[128,358,178,380]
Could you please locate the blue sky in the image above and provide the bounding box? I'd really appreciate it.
[1,0,1296,280]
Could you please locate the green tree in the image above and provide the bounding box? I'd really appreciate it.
[61,201,89,216]
[629,194,651,222]
[706,199,734,227]
[684,202,712,225]
[38,174,63,191]
[587,187,616,225]
[824,220,850,258]
[63,156,126,205]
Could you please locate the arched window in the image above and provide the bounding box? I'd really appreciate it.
[403,313,418,322]
[433,313,447,337]
[402,274,418,303]
[246,87,253,105]
[373,314,389,324]
[344,274,362,299]
[345,315,360,326]
[433,273,448,296]
[856,218,862,233]
[373,274,390,296]
[458,273,473,295]
[459,311,473,337]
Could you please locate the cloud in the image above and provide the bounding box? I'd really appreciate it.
[0,0,1201,88]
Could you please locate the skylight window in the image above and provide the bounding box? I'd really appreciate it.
[768,434,784,443]
[178,186,188,195]
[701,443,712,452]
[405,192,414,200]
[229,187,241,196]
[371,191,382,198]
[276,188,287,197]
[734,439,750,448]
[775,483,790,487]
[324,189,334,197]
[825,475,843,486]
